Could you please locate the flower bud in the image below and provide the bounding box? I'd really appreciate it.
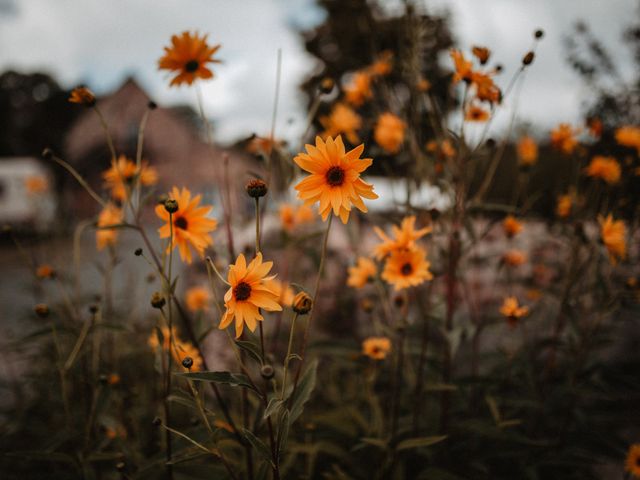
[292,291,312,314]
[163,199,179,214]
[134,248,143,256]
[69,86,96,107]
[534,29,544,39]
[246,179,268,198]
[181,357,194,370]
[34,303,50,318]
[41,147,53,159]
[147,100,157,110]
[522,51,535,66]
[150,292,166,309]
[319,77,335,94]
[260,364,275,380]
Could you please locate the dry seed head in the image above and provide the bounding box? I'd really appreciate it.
[522,51,535,66]
[34,303,50,318]
[246,179,268,198]
[260,364,275,380]
[150,292,166,309]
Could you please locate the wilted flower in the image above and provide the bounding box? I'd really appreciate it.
[517,136,538,166]
[585,156,621,185]
[185,286,210,312]
[96,203,124,251]
[219,253,283,338]
[374,113,406,153]
[472,46,491,64]
[294,135,377,224]
[320,103,362,144]
[347,257,377,289]
[362,337,392,360]
[158,31,221,87]
[154,187,217,264]
[68,86,96,106]
[598,214,626,265]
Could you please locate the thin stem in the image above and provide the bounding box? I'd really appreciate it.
[93,105,117,161]
[164,213,174,480]
[51,155,106,207]
[281,312,299,399]
[134,108,151,212]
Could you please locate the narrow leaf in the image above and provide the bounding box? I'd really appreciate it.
[396,435,447,451]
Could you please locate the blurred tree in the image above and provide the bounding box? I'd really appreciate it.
[299,0,454,175]
[0,71,79,158]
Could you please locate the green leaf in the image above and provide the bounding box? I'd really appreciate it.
[263,397,285,419]
[276,409,290,458]
[175,371,259,395]
[290,358,318,422]
[242,429,274,467]
[235,339,263,365]
[395,435,447,451]
[359,437,388,449]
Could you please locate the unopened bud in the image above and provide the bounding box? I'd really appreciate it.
[34,303,50,318]
[147,100,157,110]
[260,365,275,380]
[522,51,535,66]
[134,248,143,256]
[150,292,166,309]
[163,199,179,214]
[292,291,312,314]
[534,29,544,39]
[319,77,335,94]
[246,179,268,198]
[181,357,194,370]
[42,148,53,159]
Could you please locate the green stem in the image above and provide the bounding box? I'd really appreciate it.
[281,313,299,399]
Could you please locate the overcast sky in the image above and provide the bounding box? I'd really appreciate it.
[0,0,636,144]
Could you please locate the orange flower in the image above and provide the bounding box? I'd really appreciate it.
[472,46,491,64]
[598,214,626,264]
[96,203,123,251]
[107,373,120,385]
[373,216,432,259]
[68,86,96,106]
[374,113,406,153]
[264,278,295,307]
[362,337,391,360]
[219,253,283,338]
[556,193,573,218]
[417,77,431,92]
[36,264,55,279]
[586,117,602,138]
[279,203,314,232]
[343,71,372,106]
[626,443,640,478]
[294,135,377,224]
[502,215,523,238]
[158,31,221,87]
[247,135,284,155]
[368,50,393,76]
[503,250,527,267]
[185,286,210,312]
[550,123,579,154]
[320,103,362,144]
[148,326,203,371]
[517,136,538,166]
[465,104,490,122]
[615,126,640,153]
[103,155,158,201]
[500,296,529,327]
[584,156,621,185]
[450,49,473,83]
[155,187,217,264]
[381,247,433,291]
[347,257,377,289]
[25,175,48,195]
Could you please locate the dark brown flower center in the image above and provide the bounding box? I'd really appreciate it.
[185,60,200,72]
[400,263,413,276]
[371,346,381,355]
[174,216,188,230]
[325,166,345,187]
[233,282,252,301]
